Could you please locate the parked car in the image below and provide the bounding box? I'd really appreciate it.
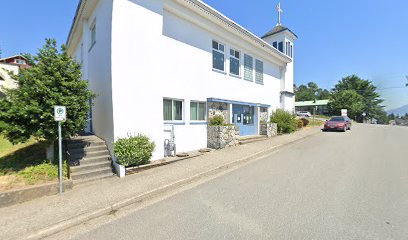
[296,111,311,117]
[323,116,352,132]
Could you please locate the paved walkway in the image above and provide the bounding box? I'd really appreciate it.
[0,127,321,240]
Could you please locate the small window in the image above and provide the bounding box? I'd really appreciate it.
[89,19,96,50]
[14,59,26,65]
[255,59,263,84]
[290,45,293,58]
[278,42,284,53]
[244,54,253,81]
[229,48,240,76]
[212,40,225,71]
[190,101,206,121]
[272,42,277,48]
[163,99,183,121]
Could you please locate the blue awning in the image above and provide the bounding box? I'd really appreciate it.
[207,98,271,108]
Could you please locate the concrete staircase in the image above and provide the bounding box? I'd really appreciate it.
[238,135,268,145]
[67,135,114,185]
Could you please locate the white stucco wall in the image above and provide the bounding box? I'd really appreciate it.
[110,0,293,160]
[69,0,115,151]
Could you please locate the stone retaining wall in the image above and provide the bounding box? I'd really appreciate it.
[208,102,229,122]
[267,123,278,137]
[207,125,239,149]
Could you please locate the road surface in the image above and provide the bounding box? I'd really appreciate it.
[65,124,408,239]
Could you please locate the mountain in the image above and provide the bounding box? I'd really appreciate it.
[387,104,408,116]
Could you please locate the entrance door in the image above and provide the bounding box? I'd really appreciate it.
[232,105,256,136]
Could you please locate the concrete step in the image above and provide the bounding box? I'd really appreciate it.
[239,135,268,145]
[70,150,110,159]
[73,173,116,186]
[71,167,113,181]
[68,145,107,154]
[71,135,103,141]
[71,161,112,173]
[69,155,111,166]
[68,140,105,149]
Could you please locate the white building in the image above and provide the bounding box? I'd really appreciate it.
[66,0,297,165]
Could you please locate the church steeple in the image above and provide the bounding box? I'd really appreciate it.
[276,2,283,26]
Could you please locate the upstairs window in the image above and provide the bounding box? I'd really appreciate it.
[244,54,253,81]
[14,59,26,65]
[229,48,240,76]
[212,40,225,71]
[272,42,277,48]
[163,98,183,121]
[255,59,264,84]
[89,19,96,50]
[190,101,206,121]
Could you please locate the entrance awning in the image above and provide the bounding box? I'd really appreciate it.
[207,98,271,108]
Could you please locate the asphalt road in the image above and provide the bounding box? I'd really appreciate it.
[69,124,408,239]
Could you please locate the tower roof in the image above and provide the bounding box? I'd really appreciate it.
[261,25,297,39]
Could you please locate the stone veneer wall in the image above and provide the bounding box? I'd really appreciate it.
[208,102,229,123]
[267,123,278,137]
[260,112,269,123]
[207,125,239,149]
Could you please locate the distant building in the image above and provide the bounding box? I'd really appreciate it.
[0,55,31,96]
[295,100,329,115]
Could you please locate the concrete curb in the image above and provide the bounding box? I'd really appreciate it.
[0,180,73,208]
[25,129,321,240]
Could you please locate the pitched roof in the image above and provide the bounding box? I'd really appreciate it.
[0,55,28,62]
[261,25,298,39]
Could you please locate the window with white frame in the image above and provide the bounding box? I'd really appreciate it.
[212,40,225,71]
[244,54,253,81]
[229,48,240,76]
[163,98,183,121]
[255,59,264,84]
[190,101,206,121]
[90,19,96,50]
[14,59,26,65]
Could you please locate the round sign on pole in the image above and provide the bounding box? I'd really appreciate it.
[54,106,66,122]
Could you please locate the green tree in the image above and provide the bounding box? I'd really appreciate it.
[328,75,386,122]
[294,82,331,101]
[0,39,96,155]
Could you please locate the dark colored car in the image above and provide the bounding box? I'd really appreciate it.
[323,116,352,132]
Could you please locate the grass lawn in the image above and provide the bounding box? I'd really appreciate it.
[307,118,325,127]
[0,136,67,191]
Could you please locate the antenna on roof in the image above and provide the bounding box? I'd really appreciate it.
[276,2,283,26]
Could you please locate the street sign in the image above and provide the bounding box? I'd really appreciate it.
[341,109,347,116]
[53,106,66,194]
[362,112,366,117]
[54,106,66,122]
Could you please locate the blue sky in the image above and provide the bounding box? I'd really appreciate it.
[1,0,407,110]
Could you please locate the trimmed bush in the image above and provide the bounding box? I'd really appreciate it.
[209,115,225,126]
[296,119,304,129]
[269,109,297,134]
[301,118,309,127]
[113,134,155,167]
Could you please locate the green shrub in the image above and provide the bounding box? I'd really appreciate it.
[296,119,304,129]
[301,118,309,127]
[113,134,155,167]
[209,115,225,126]
[269,109,297,134]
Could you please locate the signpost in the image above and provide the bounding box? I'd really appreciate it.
[54,106,66,194]
[341,109,348,117]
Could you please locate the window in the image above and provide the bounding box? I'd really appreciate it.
[272,41,277,48]
[255,59,264,84]
[229,48,240,76]
[290,45,293,58]
[14,59,26,65]
[278,42,284,53]
[243,106,254,125]
[244,54,253,81]
[163,99,183,121]
[89,19,96,50]
[212,40,225,71]
[190,101,206,121]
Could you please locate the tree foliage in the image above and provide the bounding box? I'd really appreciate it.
[0,39,96,144]
[294,82,331,101]
[328,75,385,122]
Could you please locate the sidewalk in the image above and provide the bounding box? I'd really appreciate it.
[0,127,321,240]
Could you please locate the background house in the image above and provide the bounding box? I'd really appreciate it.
[295,100,329,115]
[0,55,30,96]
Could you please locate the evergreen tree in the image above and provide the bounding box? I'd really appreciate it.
[0,39,96,147]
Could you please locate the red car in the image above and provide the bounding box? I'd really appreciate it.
[323,116,352,132]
